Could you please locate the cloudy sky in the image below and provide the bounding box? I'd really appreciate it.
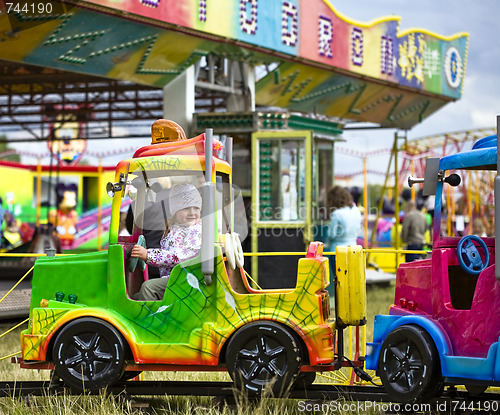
[331,0,500,182]
[85,1,500,179]
[11,0,499,180]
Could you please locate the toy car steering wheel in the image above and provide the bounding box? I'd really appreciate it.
[457,235,489,275]
[129,234,147,273]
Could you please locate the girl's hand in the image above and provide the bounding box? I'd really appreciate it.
[131,245,148,261]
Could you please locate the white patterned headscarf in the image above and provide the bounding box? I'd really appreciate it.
[168,183,202,217]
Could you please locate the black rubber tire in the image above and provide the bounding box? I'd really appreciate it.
[53,318,126,391]
[293,372,316,390]
[378,325,443,403]
[226,321,301,396]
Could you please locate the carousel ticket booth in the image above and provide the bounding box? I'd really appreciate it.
[193,112,342,288]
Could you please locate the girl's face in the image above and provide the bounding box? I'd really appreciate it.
[174,206,201,226]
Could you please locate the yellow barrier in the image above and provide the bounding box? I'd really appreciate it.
[243,249,428,256]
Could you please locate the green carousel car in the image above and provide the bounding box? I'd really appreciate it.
[18,120,366,395]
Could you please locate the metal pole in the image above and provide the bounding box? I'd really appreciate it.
[410,159,415,202]
[363,156,368,248]
[251,135,258,281]
[467,170,472,234]
[451,186,456,236]
[446,185,452,236]
[495,116,500,279]
[394,133,400,272]
[36,158,42,226]
[205,129,213,183]
[226,136,233,169]
[97,157,103,250]
[367,142,395,262]
[475,171,480,214]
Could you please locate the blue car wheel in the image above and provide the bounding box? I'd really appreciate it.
[378,324,443,403]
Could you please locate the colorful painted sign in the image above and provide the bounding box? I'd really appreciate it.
[80,0,467,99]
[0,0,468,128]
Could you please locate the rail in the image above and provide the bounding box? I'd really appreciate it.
[1,378,500,413]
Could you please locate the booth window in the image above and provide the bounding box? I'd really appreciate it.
[258,139,305,222]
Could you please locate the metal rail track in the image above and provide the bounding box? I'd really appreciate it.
[1,379,500,405]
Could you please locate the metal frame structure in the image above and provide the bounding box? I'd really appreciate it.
[0,54,257,142]
[0,60,163,140]
[1,377,499,410]
[194,56,254,113]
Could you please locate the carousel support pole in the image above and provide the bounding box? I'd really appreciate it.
[393,133,400,272]
[410,158,415,202]
[475,171,480,214]
[446,185,452,236]
[97,157,103,251]
[451,186,456,236]
[467,170,473,234]
[363,156,368,248]
[36,158,42,226]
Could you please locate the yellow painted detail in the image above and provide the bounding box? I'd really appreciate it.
[335,245,367,328]
[31,308,69,335]
[22,333,47,361]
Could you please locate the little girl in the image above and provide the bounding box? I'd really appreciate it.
[131,183,202,301]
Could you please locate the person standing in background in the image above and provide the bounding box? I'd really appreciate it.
[401,201,427,262]
[326,186,362,296]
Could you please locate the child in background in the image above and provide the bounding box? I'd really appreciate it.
[131,183,202,301]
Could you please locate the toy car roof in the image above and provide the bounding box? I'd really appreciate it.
[439,134,497,171]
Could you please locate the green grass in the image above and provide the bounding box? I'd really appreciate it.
[0,282,395,414]
[366,282,395,338]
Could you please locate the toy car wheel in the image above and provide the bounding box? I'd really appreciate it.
[378,325,443,403]
[293,371,316,390]
[226,321,301,396]
[53,318,126,391]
